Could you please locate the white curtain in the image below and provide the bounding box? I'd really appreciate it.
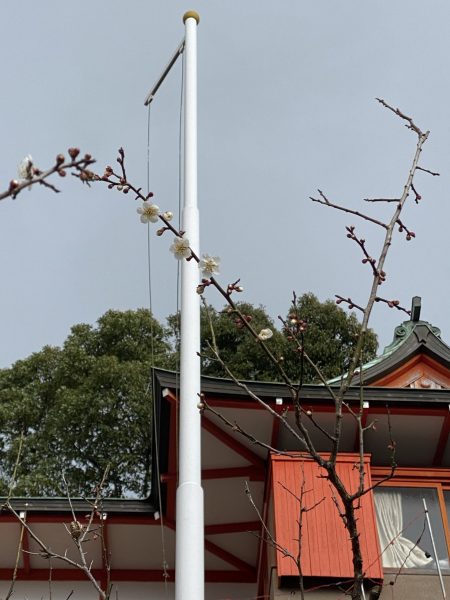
[374,489,433,568]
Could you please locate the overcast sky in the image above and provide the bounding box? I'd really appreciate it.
[0,1,449,367]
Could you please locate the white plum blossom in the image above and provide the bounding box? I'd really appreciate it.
[17,155,33,180]
[137,201,160,224]
[200,254,220,277]
[162,211,173,222]
[170,237,191,260]
[258,328,273,341]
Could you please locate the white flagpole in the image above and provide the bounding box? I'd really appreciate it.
[176,10,204,600]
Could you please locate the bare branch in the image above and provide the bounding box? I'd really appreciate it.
[0,151,95,202]
[396,218,416,240]
[310,190,388,229]
[335,295,365,313]
[416,165,440,177]
[364,197,399,203]
[374,297,411,315]
[345,226,385,280]
[376,98,425,136]
[410,183,422,204]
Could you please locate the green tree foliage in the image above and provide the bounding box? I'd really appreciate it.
[0,297,377,497]
[175,295,377,383]
[281,293,378,383]
[0,309,173,498]
[193,294,377,383]
[199,302,287,381]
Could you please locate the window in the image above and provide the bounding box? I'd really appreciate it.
[374,487,449,570]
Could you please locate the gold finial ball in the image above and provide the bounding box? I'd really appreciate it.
[183,10,200,24]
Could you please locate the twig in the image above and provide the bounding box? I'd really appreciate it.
[416,165,440,177]
[376,98,424,136]
[396,218,416,240]
[335,295,365,313]
[410,183,422,204]
[310,190,388,229]
[0,150,95,202]
[345,226,383,279]
[364,198,399,203]
[5,502,106,599]
[374,297,411,315]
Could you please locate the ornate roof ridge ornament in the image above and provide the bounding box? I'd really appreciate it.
[385,296,441,354]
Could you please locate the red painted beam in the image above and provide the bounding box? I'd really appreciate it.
[206,569,256,583]
[0,514,160,525]
[205,521,261,535]
[166,400,178,521]
[257,461,272,600]
[21,523,30,574]
[433,411,450,466]
[161,465,264,482]
[201,416,265,469]
[270,413,280,448]
[204,539,255,573]
[135,516,260,536]
[0,567,256,583]
[166,389,450,418]
[0,513,261,536]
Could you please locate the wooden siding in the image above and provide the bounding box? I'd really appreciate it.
[371,354,450,389]
[271,453,383,580]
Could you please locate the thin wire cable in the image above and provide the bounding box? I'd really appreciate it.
[146,102,170,592]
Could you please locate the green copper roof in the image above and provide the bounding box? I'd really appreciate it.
[328,296,448,385]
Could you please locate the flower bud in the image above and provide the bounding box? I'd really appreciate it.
[58,169,66,177]
[56,154,65,165]
[68,147,80,159]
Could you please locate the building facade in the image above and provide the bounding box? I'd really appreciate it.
[2,304,450,599]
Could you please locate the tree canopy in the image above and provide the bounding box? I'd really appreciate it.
[197,295,377,383]
[281,293,378,383]
[0,296,377,497]
[0,309,173,498]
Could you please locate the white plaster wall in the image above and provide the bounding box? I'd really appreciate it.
[0,581,256,600]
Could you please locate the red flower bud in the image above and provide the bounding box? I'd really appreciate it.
[68,147,80,159]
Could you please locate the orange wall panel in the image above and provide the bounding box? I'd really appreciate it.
[271,453,383,580]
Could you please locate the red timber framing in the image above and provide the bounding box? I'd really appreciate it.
[364,352,450,466]
[160,389,262,582]
[158,368,450,585]
[370,354,450,389]
[0,513,257,585]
